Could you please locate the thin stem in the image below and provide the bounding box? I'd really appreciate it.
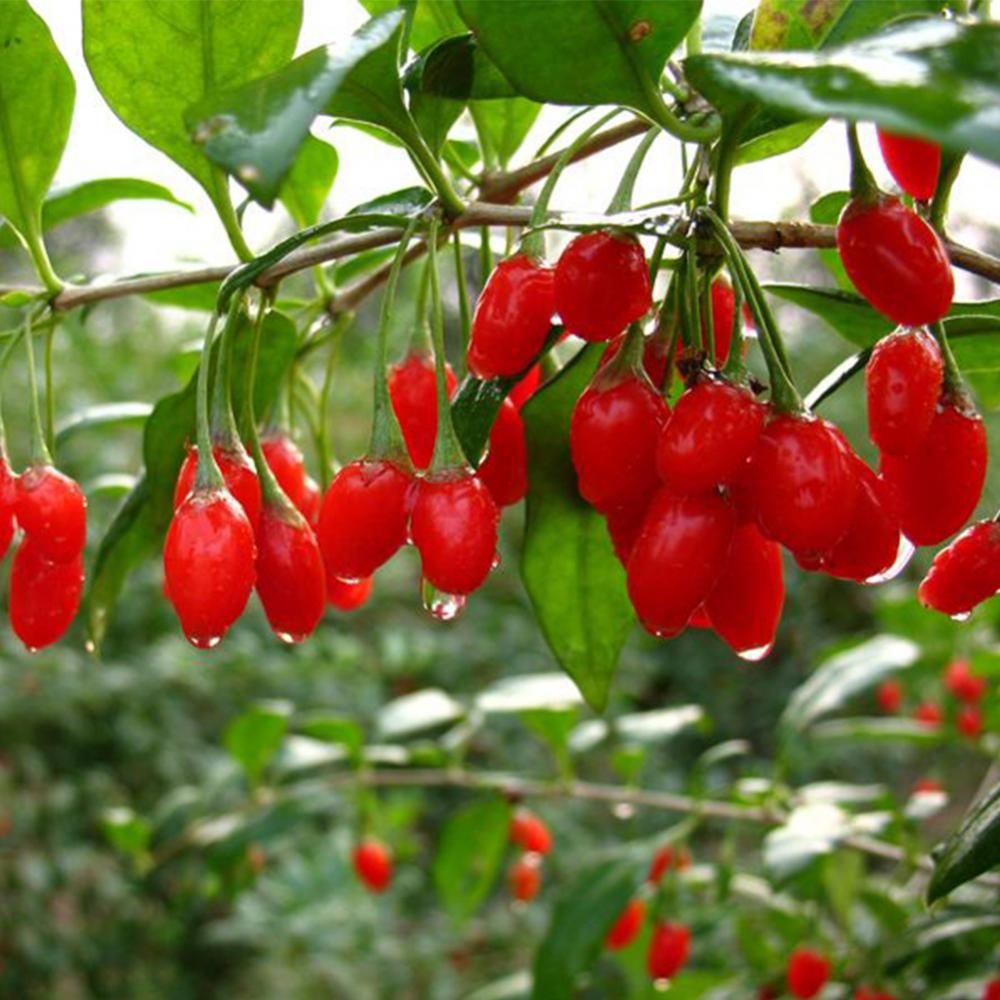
[193,310,226,493]
[400,123,465,219]
[22,311,51,465]
[607,128,660,214]
[478,226,493,286]
[211,301,245,449]
[846,122,880,203]
[44,322,55,456]
[452,233,472,376]
[711,116,745,221]
[209,168,254,263]
[930,319,966,400]
[930,151,964,233]
[317,312,352,488]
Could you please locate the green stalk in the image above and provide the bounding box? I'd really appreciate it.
[399,122,465,219]
[0,325,26,459]
[479,227,493,286]
[43,322,55,456]
[317,312,353,488]
[452,233,472,374]
[700,263,716,365]
[211,296,247,450]
[607,128,660,214]
[845,122,880,203]
[22,310,52,466]
[930,151,964,233]
[193,312,225,492]
[209,167,254,263]
[930,319,967,401]
[721,279,749,383]
[710,115,746,221]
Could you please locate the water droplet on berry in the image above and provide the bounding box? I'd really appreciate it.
[950,610,972,623]
[612,801,635,820]
[737,643,773,663]
[187,633,222,650]
[491,551,502,571]
[25,645,39,655]
[276,630,307,645]
[865,535,916,585]
[652,978,672,992]
[84,639,96,655]
[335,574,362,586]
[421,578,466,621]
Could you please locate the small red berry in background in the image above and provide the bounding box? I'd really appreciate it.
[0,454,17,562]
[983,976,1000,1000]
[388,353,458,470]
[876,127,941,201]
[174,444,261,531]
[353,838,392,893]
[837,194,953,326]
[855,987,897,1000]
[786,948,831,999]
[554,231,651,341]
[876,679,903,714]
[15,464,87,563]
[919,521,1000,618]
[704,277,737,368]
[914,701,944,728]
[327,574,373,612]
[9,538,84,651]
[646,922,691,980]
[477,398,528,508]
[944,659,987,703]
[914,777,944,795]
[957,703,984,740]
[509,364,542,410]
[647,844,691,884]
[509,808,552,855]
[605,897,646,951]
[508,853,542,902]
[467,254,554,378]
[261,432,308,511]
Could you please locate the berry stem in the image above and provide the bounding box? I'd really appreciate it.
[211,298,246,450]
[43,321,55,457]
[845,122,880,204]
[193,309,226,493]
[700,259,717,365]
[22,309,52,466]
[607,128,660,214]
[317,312,353,487]
[930,319,968,402]
[452,233,471,376]
[930,151,964,234]
[710,114,747,222]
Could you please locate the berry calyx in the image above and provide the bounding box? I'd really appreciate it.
[509,808,552,855]
[914,701,943,728]
[919,521,1000,618]
[353,838,392,893]
[477,398,528,508]
[261,432,308,512]
[15,464,87,563]
[957,703,983,739]
[174,444,262,531]
[9,537,84,651]
[876,127,941,201]
[508,853,542,902]
[786,948,831,999]
[388,353,457,470]
[943,659,987,703]
[876,679,903,714]
[327,574,373,612]
[554,231,652,341]
[467,254,554,378]
[605,897,646,951]
[646,921,691,980]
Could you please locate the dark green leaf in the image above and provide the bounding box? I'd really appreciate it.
[808,191,853,289]
[886,912,1000,970]
[278,135,338,227]
[224,703,291,786]
[406,33,516,100]
[471,97,541,167]
[520,347,634,713]
[928,780,1000,902]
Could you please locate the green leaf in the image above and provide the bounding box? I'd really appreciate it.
[143,281,222,312]
[224,702,291,786]
[928,780,1000,902]
[186,11,413,207]
[376,688,465,739]
[886,912,1000,971]
[278,135,338,228]
[570,705,705,753]
[406,33,517,101]
[101,807,152,858]
[456,0,700,121]
[812,717,944,745]
[476,672,584,714]
[520,346,635,713]
[471,97,541,167]
[686,19,1000,165]
[55,402,153,447]
[734,119,822,165]
[296,713,364,758]
[808,191,853,289]
[764,802,851,879]
[432,796,510,923]
[82,0,301,205]
[0,0,75,246]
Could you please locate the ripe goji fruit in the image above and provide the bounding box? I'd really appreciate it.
[656,378,765,495]
[508,853,542,902]
[703,277,736,368]
[9,537,84,650]
[163,488,256,649]
[510,363,542,409]
[16,464,87,563]
[299,475,321,528]
[261,432,308,511]
[477,398,528,508]
[914,701,943,727]
[605,496,650,565]
[877,127,941,201]
[388,353,458,469]
[943,659,987,702]
[880,399,987,546]
[866,327,943,456]
[327,574,373,611]
[855,987,897,1000]
[509,808,552,855]
[837,194,953,326]
[957,703,983,739]
[317,459,414,581]
[984,977,1000,1000]
[255,502,326,643]
[914,777,943,795]
[647,922,691,980]
[876,679,903,714]
[0,455,15,561]
[627,488,735,638]
[606,898,646,951]
[410,472,499,595]
[554,231,651,341]
[353,838,392,893]
[648,845,691,884]
[786,948,830,999]
[919,521,1000,618]
[468,254,554,378]
[174,444,262,530]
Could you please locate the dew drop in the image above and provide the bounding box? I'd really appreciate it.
[335,574,362,586]
[25,645,39,656]
[737,643,773,663]
[84,639,96,655]
[612,801,636,820]
[421,578,466,621]
[188,633,222,650]
[865,535,915,585]
[490,551,502,571]
[276,630,306,645]
[237,164,260,183]
[950,610,972,623]
[653,978,673,992]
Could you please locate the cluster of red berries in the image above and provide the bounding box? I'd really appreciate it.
[877,658,989,740]
[507,807,552,902]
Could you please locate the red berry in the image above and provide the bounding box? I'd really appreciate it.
[605,897,646,951]
[389,353,458,469]
[554,231,652,341]
[353,838,392,893]
[647,922,691,980]
[648,845,691,884]
[605,496,650,565]
[880,399,987,546]
[705,520,784,660]
[656,378,765,494]
[510,364,542,409]
[15,464,87,562]
[914,777,943,795]
[919,521,1000,618]
[837,194,953,326]
[786,948,830,999]
[9,537,84,650]
[943,659,987,703]
[914,701,943,728]
[508,853,542,902]
[317,458,414,581]
[983,977,1000,1000]
[866,328,943,456]
[468,254,554,378]
[703,277,736,368]
[174,444,262,530]
[410,472,499,595]
[327,574,373,611]
[627,488,736,638]
[255,502,326,642]
[743,414,859,556]
[957,703,983,739]
[477,398,527,507]
[876,679,903,714]
[261,432,308,511]
[855,987,897,1000]
[509,808,552,855]
[0,456,16,562]
[570,371,668,514]
[163,488,256,649]
[877,127,941,201]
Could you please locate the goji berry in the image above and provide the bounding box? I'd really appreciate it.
[786,948,830,999]
[353,838,392,893]
[16,464,87,562]
[9,537,84,650]
[876,679,903,714]
[477,398,528,507]
[389,353,458,470]
[943,658,987,702]
[327,574,373,611]
[606,898,646,951]
[508,853,542,902]
[919,522,1000,618]
[647,922,691,980]
[877,127,941,201]
[509,808,552,855]
[174,444,261,530]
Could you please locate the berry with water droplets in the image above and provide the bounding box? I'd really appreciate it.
[509,808,552,855]
[647,922,691,980]
[327,574,373,611]
[919,521,1000,618]
[944,659,987,703]
[786,948,830,999]
[877,127,941,201]
[914,701,943,728]
[957,703,983,739]
[877,679,903,714]
[174,444,261,530]
[9,537,84,650]
[478,398,527,508]
[16,464,87,562]
[262,432,307,511]
[605,898,646,951]
[353,838,392,893]
[389,353,457,469]
[508,853,542,902]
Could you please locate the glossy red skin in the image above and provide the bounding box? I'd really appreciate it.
[627,488,736,638]
[353,839,392,893]
[317,458,414,581]
[554,231,652,341]
[647,922,691,980]
[174,445,262,530]
[943,658,987,702]
[327,574,373,611]
[163,489,256,649]
[508,854,542,902]
[877,128,941,201]
[704,278,736,368]
[705,520,784,658]
[647,845,691,884]
[16,465,87,562]
[919,521,1000,617]
[914,701,943,727]
[255,504,326,642]
[876,679,903,714]
[880,401,987,545]
[468,254,554,378]
[605,496,650,565]
[0,456,16,562]
[9,537,84,650]
[743,414,859,556]
[411,473,499,594]
[657,379,765,494]
[478,398,528,507]
[605,898,646,951]
[299,476,321,528]
[786,949,830,999]
[509,364,542,409]
[984,977,1000,1000]
[509,809,552,855]
[837,195,953,326]
[389,354,458,469]
[866,328,943,455]
[957,703,983,739]
[570,373,668,514]
[262,433,308,511]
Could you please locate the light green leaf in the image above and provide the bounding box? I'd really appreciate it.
[224,703,291,786]
[296,713,364,757]
[570,705,705,753]
[477,672,584,715]
[101,807,151,858]
[376,688,465,739]
[808,190,853,289]
[471,98,541,167]
[55,402,153,447]
[278,135,338,227]
[812,717,944,745]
